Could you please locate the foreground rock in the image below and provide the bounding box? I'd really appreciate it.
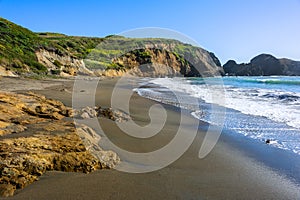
[0,92,120,197]
[0,91,73,136]
[74,106,131,122]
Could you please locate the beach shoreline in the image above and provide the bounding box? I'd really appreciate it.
[1,76,300,199]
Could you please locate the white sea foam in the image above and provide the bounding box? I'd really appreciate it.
[135,77,300,156]
[150,78,300,130]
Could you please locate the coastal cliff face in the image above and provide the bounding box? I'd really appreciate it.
[223,54,300,76]
[0,17,223,78]
[88,37,224,77]
[35,40,224,77]
[111,48,187,77]
[35,49,93,76]
[36,47,223,77]
[110,48,223,77]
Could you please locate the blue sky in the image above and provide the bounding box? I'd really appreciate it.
[0,0,300,64]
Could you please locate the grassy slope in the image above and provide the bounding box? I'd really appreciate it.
[0,17,47,74]
[0,17,103,75]
[0,17,219,76]
[84,36,202,70]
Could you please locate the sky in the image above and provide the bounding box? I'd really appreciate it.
[0,0,300,64]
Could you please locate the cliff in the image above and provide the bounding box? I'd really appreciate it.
[0,17,223,77]
[86,37,223,77]
[223,54,300,76]
[107,48,222,77]
[35,49,93,76]
[0,17,103,77]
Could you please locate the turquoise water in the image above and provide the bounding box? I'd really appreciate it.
[136,76,300,156]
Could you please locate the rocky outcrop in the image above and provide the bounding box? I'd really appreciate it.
[0,67,18,77]
[279,58,300,76]
[0,92,120,197]
[35,49,94,76]
[209,52,222,67]
[0,91,73,136]
[111,48,223,77]
[112,48,183,77]
[223,54,300,76]
[74,106,131,122]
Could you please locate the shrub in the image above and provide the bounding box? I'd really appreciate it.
[53,60,62,67]
[50,69,61,75]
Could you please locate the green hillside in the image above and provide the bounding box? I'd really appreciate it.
[0,17,222,77]
[0,17,102,75]
[84,36,195,70]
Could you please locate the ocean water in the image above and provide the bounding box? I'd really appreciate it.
[135,76,300,156]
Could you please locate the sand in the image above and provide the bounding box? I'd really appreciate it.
[1,77,300,200]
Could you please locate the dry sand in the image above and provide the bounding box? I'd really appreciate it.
[1,77,300,200]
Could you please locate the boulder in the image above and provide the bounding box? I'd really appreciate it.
[0,184,16,197]
[74,106,131,122]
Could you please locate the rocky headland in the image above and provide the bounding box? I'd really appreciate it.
[223,54,300,76]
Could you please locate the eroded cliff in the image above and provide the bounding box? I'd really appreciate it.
[0,17,223,78]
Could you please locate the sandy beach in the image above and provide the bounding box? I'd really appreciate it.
[1,77,300,200]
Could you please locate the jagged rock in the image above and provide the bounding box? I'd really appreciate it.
[74,106,131,122]
[0,124,120,196]
[0,183,15,197]
[0,91,120,196]
[76,124,120,169]
[76,106,98,119]
[99,107,131,122]
[0,91,73,136]
[95,150,120,169]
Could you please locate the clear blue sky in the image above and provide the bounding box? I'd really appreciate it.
[1,0,300,64]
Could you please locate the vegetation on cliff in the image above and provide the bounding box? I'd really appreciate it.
[0,17,102,75]
[0,17,222,77]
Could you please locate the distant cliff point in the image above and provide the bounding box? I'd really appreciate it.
[223,54,300,76]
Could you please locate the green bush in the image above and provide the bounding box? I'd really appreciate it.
[53,60,62,67]
[50,69,61,75]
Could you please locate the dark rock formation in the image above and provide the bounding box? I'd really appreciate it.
[209,52,222,67]
[280,58,300,76]
[223,54,300,76]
